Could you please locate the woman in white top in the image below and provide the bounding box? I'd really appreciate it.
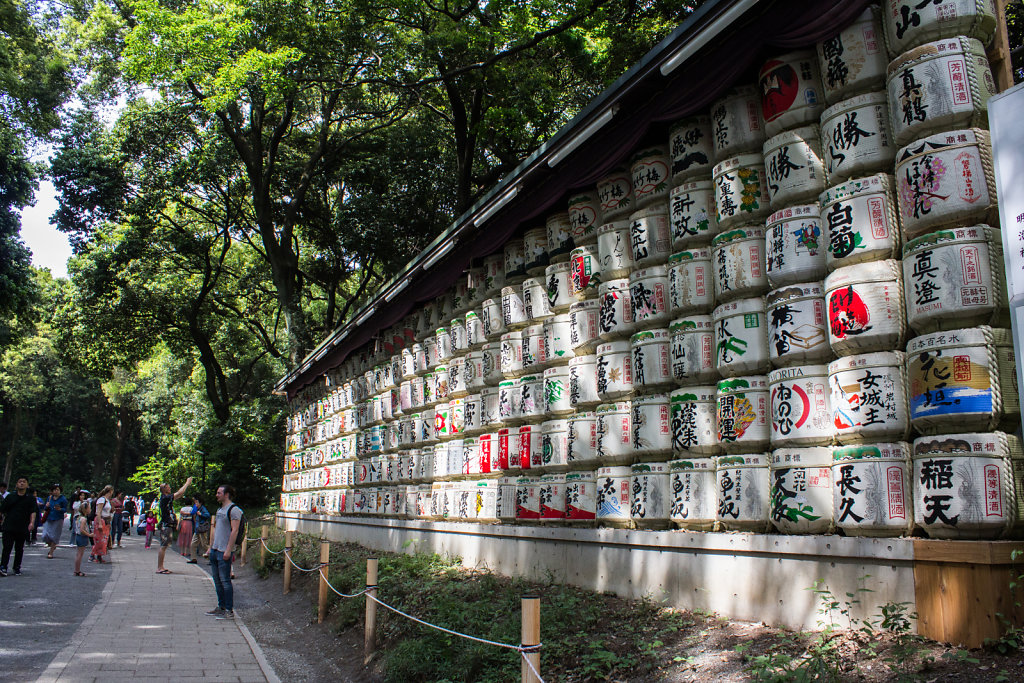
[92,485,114,562]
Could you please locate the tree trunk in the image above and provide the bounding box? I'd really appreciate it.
[3,404,23,485]
[112,404,131,487]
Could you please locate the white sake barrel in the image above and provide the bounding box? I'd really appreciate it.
[709,84,766,160]
[546,212,574,262]
[907,326,1018,434]
[467,267,487,309]
[669,115,714,183]
[483,253,505,298]
[446,439,465,478]
[496,476,517,522]
[770,447,834,534]
[884,0,998,57]
[470,479,499,522]
[669,316,717,384]
[410,376,426,410]
[712,227,767,303]
[630,328,673,392]
[401,347,417,380]
[480,385,500,427]
[717,375,770,452]
[449,398,465,437]
[912,431,1023,539]
[671,383,721,455]
[501,286,528,330]
[715,453,771,531]
[669,458,717,530]
[569,245,602,301]
[431,443,449,480]
[465,351,485,392]
[596,466,632,527]
[519,424,543,472]
[670,180,718,251]
[832,442,913,537]
[817,6,888,103]
[497,378,521,425]
[523,227,549,276]
[768,365,833,447]
[763,125,826,208]
[667,248,713,316]
[598,278,635,341]
[595,220,635,279]
[629,266,671,328]
[523,324,546,374]
[465,309,485,349]
[544,365,571,416]
[564,471,597,522]
[449,317,468,353]
[765,204,826,288]
[632,393,672,460]
[596,340,634,401]
[821,92,895,184]
[629,205,673,268]
[538,473,566,521]
[499,331,525,378]
[886,37,995,147]
[423,336,440,371]
[433,366,450,406]
[543,313,573,365]
[541,419,570,472]
[435,327,452,363]
[569,354,601,409]
[569,300,602,354]
[421,407,436,444]
[515,476,541,521]
[895,128,996,239]
[436,293,453,332]
[902,225,1006,333]
[766,282,831,366]
[568,192,600,247]
[630,462,671,528]
[713,297,770,377]
[504,239,526,283]
[481,298,505,340]
[713,155,770,229]
[820,174,901,270]
[596,167,634,222]
[630,146,671,209]
[596,401,633,465]
[522,278,552,323]
[759,50,826,137]
[829,351,910,443]
[824,260,906,356]
[545,262,574,313]
[568,411,598,467]
[519,374,545,422]
[463,392,483,436]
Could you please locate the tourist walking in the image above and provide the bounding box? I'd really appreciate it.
[124,495,138,534]
[69,490,87,548]
[157,477,192,574]
[92,485,113,563]
[41,484,68,559]
[177,502,194,556]
[144,510,156,548]
[73,502,94,577]
[0,477,38,576]
[111,492,125,548]
[206,485,243,619]
[29,488,42,545]
[189,495,211,564]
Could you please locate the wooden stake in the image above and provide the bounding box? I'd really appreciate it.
[363,557,378,665]
[521,595,541,683]
[283,530,293,595]
[259,525,268,569]
[989,0,1015,92]
[317,540,330,624]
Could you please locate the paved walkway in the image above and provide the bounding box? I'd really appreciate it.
[35,533,279,682]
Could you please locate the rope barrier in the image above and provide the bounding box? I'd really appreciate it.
[318,567,369,599]
[283,547,325,573]
[521,650,545,683]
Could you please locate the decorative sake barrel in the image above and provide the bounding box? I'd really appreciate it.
[630,462,671,528]
[483,253,505,298]
[523,227,549,276]
[564,471,597,522]
[544,365,572,416]
[449,397,466,437]
[596,340,634,401]
[769,447,834,534]
[902,225,1006,333]
[713,155,770,229]
[449,318,468,354]
[596,401,634,465]
[433,367,451,406]
[424,337,440,372]
[817,6,888,103]
[716,375,770,452]
[501,286,528,330]
[670,180,718,251]
[713,297,770,377]
[829,351,909,443]
[831,442,912,537]
[712,227,768,303]
[496,476,517,522]
[481,298,505,340]
[515,476,541,521]
[765,205,826,289]
[907,326,1018,434]
[768,365,833,447]
[465,310,485,349]
[569,245,602,301]
[522,278,552,323]
[912,431,1023,539]
[669,115,714,184]
[821,92,895,184]
[820,174,901,270]
[567,411,598,466]
[569,354,601,408]
[759,50,826,137]
[568,192,600,247]
[523,325,546,374]
[519,423,543,471]
[715,453,771,531]
[435,327,452,365]
[595,220,635,279]
[632,393,672,458]
[895,128,996,239]
[596,167,634,222]
[629,266,671,328]
[669,458,717,530]
[709,84,766,160]
[541,419,570,471]
[630,146,671,209]
[883,0,998,57]
[504,240,527,284]
[668,248,714,316]
[670,386,720,456]
[598,278,635,341]
[465,351,486,392]
[824,259,906,356]
[631,329,673,392]
[543,262,573,315]
[886,37,995,147]
[471,479,499,522]
[497,378,521,425]
[595,466,632,527]
[670,316,717,384]
[543,313,573,366]
[463,392,483,435]
[546,212,575,263]
[519,375,545,422]
[570,300,602,354]
[499,331,525,378]
[538,474,567,521]
[762,126,826,208]
[481,385,500,426]
[629,205,673,268]
[766,282,831,367]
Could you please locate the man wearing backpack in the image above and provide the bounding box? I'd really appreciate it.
[206,484,243,619]
[188,495,211,564]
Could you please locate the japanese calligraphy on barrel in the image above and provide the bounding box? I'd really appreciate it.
[596,466,633,527]
[712,227,767,303]
[670,315,717,384]
[668,248,714,316]
[770,447,834,534]
[768,365,833,447]
[765,204,826,288]
[669,115,714,184]
[628,205,673,268]
[569,245,602,300]
[766,283,831,367]
[759,50,826,138]
[524,227,549,276]
[568,193,600,247]
[709,85,766,160]
[824,259,906,356]
[631,462,671,528]
[596,167,634,222]
[829,351,909,444]
[596,220,635,280]
[716,375,770,452]
[629,266,671,328]
[669,458,717,530]
[821,92,895,185]
[632,393,672,459]
[762,125,826,208]
[670,386,720,457]
[630,146,671,210]
[670,180,718,250]
[564,471,597,522]
[713,297,770,377]
[831,442,912,537]
[715,453,771,531]
[883,0,998,56]
[817,6,887,103]
[546,212,575,262]
[543,313,573,366]
[596,401,634,465]
[713,155,770,229]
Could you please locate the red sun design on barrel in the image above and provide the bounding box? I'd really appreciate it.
[828,285,872,339]
[759,60,799,123]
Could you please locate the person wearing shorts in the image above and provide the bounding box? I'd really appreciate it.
[156,477,192,574]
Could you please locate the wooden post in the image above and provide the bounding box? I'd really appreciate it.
[282,530,293,595]
[521,595,541,683]
[363,557,378,665]
[988,0,1015,92]
[317,540,330,624]
[259,525,268,569]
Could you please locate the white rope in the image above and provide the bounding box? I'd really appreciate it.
[521,650,545,683]
[318,567,369,599]
[283,547,324,573]
[258,538,284,555]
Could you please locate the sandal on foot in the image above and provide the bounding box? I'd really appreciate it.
[156,569,172,574]
[74,572,87,577]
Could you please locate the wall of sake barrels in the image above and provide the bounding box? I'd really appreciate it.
[281,3,1022,549]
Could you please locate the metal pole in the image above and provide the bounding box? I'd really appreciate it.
[521,595,541,683]
[363,557,378,665]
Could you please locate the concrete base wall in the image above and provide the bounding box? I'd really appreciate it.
[277,512,916,631]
